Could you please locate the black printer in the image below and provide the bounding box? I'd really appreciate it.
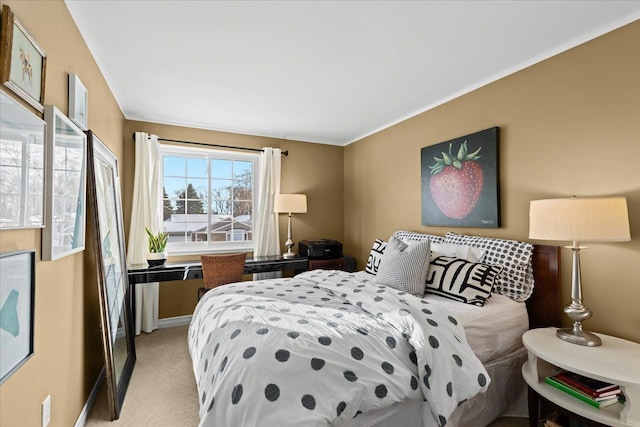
[299,239,343,259]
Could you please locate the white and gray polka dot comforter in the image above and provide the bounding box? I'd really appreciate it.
[188,270,490,427]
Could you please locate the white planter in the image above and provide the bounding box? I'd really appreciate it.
[147,251,167,267]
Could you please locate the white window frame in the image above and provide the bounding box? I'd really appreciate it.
[159,144,259,256]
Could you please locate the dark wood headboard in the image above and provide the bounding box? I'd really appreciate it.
[526,244,561,329]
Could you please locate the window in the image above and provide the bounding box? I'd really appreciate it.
[159,144,258,255]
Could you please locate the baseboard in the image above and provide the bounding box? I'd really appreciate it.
[73,367,105,427]
[158,314,192,328]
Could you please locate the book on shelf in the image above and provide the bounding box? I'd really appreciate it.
[544,376,620,409]
[553,377,621,401]
[554,371,619,396]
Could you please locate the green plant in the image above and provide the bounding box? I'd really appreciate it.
[145,227,168,253]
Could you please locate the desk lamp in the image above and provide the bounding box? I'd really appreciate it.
[529,196,630,346]
[274,194,307,258]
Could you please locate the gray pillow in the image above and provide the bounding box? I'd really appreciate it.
[375,236,431,297]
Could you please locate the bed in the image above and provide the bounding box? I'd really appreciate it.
[188,231,560,427]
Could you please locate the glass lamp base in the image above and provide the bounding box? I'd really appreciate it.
[556,327,602,347]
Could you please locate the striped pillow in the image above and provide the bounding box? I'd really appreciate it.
[375,236,431,297]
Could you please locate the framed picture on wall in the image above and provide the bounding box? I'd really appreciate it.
[68,73,88,130]
[42,105,87,261]
[0,90,46,229]
[0,249,35,385]
[0,5,47,112]
[421,127,500,228]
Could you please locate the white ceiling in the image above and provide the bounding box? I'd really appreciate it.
[64,1,640,146]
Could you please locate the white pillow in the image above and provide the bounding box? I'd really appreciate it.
[430,241,485,262]
[392,230,445,244]
[375,236,431,297]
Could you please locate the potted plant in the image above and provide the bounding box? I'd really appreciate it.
[145,227,168,267]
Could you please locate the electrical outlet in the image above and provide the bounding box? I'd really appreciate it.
[42,395,51,427]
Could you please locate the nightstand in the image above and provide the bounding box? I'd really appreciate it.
[308,257,344,271]
[522,327,640,427]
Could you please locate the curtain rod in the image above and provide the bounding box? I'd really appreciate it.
[132,133,288,156]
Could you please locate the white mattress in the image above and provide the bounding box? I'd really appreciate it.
[421,293,529,363]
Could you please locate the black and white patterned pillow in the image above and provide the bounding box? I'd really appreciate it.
[375,237,431,297]
[365,238,387,276]
[425,256,502,306]
[444,232,534,301]
[392,230,445,244]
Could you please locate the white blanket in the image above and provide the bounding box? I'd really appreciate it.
[188,270,489,427]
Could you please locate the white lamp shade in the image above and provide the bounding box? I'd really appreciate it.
[274,194,307,214]
[529,197,631,242]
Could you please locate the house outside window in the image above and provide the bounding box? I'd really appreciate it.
[159,144,258,255]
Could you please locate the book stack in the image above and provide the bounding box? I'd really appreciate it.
[545,371,623,409]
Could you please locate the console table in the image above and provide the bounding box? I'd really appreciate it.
[127,255,308,321]
[128,255,308,284]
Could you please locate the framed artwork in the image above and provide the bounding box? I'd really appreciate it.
[0,249,35,385]
[86,130,136,420]
[421,127,500,228]
[0,5,47,112]
[42,105,87,261]
[68,73,88,130]
[0,90,46,229]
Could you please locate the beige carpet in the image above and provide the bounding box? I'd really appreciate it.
[85,325,200,427]
[85,325,532,427]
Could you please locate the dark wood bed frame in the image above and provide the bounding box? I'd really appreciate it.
[527,244,561,329]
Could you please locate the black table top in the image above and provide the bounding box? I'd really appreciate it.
[127,254,308,284]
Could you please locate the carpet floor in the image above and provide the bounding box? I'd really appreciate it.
[85,325,534,427]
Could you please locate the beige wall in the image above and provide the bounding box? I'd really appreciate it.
[122,121,344,318]
[0,1,126,427]
[345,21,640,343]
[1,2,638,427]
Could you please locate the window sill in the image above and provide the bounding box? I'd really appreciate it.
[167,242,253,257]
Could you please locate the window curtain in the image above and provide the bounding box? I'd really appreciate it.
[253,147,282,279]
[127,132,161,335]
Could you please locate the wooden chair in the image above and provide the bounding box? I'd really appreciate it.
[198,252,247,300]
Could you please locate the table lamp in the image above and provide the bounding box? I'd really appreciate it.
[274,194,307,258]
[529,196,630,346]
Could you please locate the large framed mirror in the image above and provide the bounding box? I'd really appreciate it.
[86,130,136,420]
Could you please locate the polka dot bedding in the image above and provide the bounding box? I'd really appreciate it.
[188,270,489,427]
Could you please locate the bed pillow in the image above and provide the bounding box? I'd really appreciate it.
[392,230,445,244]
[364,238,387,276]
[375,236,431,297]
[425,256,502,306]
[430,241,485,262]
[444,232,534,301]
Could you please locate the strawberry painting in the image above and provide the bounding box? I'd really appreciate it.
[428,141,483,219]
[421,127,499,228]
